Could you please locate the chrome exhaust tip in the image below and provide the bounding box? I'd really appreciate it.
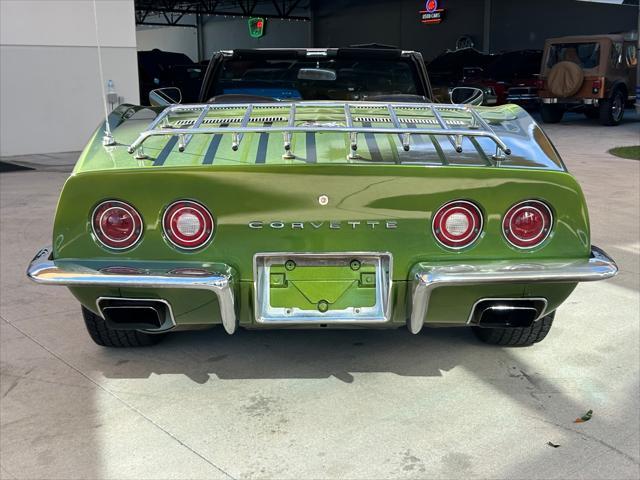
[469,298,547,329]
[97,298,175,332]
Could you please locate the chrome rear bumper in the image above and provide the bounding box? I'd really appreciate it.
[408,246,617,334]
[28,245,617,335]
[26,246,237,334]
[541,97,600,106]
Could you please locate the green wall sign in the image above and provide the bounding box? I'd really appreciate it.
[248,17,266,38]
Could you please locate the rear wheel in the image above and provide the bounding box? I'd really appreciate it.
[599,89,625,126]
[540,104,564,123]
[473,312,555,347]
[82,306,164,347]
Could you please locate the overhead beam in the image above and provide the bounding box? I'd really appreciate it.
[134,0,311,25]
[137,21,198,27]
[137,9,310,23]
[284,0,301,16]
[272,0,283,16]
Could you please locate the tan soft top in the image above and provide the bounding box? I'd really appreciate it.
[542,34,621,75]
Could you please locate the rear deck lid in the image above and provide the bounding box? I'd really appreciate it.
[74,102,566,173]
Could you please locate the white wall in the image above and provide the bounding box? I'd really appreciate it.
[137,25,198,62]
[0,0,140,156]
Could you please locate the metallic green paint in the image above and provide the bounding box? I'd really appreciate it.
[52,102,592,329]
[53,165,590,276]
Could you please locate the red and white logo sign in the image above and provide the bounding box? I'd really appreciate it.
[420,0,445,24]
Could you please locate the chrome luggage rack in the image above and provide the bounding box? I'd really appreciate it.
[127,101,512,161]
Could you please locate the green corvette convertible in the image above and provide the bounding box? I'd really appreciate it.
[27,48,617,347]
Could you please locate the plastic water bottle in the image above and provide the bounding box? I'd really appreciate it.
[106,79,118,107]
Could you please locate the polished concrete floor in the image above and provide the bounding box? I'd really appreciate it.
[1,112,639,479]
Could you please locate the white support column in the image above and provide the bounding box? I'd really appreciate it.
[483,0,491,54]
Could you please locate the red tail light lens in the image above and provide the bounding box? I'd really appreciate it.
[92,200,143,250]
[432,200,483,249]
[503,200,553,249]
[163,200,214,250]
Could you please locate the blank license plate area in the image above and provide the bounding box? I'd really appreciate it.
[254,253,392,324]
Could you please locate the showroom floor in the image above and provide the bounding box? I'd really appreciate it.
[1,113,639,480]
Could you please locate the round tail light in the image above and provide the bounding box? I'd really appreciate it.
[92,200,143,250]
[503,200,553,249]
[163,200,214,250]
[432,200,483,249]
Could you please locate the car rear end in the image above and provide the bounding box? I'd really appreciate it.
[27,102,617,344]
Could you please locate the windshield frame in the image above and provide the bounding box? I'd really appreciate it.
[199,49,431,103]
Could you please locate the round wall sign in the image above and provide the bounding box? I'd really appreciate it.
[426,0,438,13]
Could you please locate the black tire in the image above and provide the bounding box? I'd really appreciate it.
[82,306,164,347]
[599,89,625,126]
[472,312,555,347]
[540,104,564,123]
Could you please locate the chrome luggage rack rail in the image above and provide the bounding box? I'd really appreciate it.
[127,101,512,161]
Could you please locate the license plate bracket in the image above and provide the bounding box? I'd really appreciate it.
[253,253,393,324]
